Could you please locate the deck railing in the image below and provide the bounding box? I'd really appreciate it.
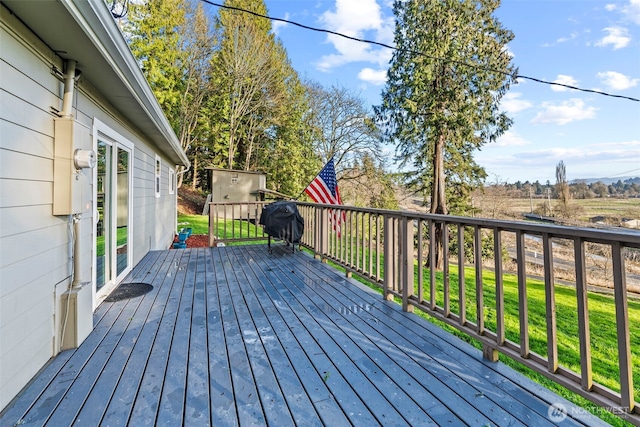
[210,200,640,424]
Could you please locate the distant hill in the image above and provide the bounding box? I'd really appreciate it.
[570,176,640,185]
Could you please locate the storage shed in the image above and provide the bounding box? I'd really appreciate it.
[207,167,267,203]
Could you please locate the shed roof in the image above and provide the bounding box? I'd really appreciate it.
[206,167,266,176]
[1,0,189,167]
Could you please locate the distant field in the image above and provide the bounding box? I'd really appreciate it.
[501,197,640,222]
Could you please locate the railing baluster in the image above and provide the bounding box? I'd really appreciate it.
[458,224,466,325]
[516,231,529,358]
[574,236,592,391]
[542,233,558,373]
[474,225,484,335]
[418,220,424,304]
[359,212,367,273]
[612,241,634,412]
[376,214,381,281]
[368,213,373,277]
[494,228,505,346]
[429,220,436,311]
[383,214,394,301]
[356,211,360,271]
[402,215,414,313]
[223,203,228,240]
[443,222,450,317]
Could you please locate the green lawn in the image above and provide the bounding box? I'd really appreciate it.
[178,213,267,244]
[96,226,128,257]
[177,214,209,234]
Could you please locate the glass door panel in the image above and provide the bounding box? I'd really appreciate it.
[96,138,132,298]
[116,147,129,277]
[96,141,112,291]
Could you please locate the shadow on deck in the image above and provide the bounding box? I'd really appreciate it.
[0,245,608,426]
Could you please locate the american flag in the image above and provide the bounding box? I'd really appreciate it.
[304,157,344,235]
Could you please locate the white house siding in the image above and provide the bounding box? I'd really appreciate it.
[0,9,181,410]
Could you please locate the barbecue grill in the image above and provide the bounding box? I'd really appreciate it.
[259,201,304,253]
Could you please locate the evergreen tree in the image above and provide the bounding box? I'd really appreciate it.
[127,0,187,130]
[375,0,516,266]
[208,0,317,195]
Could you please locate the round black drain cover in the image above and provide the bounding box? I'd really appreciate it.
[105,282,153,302]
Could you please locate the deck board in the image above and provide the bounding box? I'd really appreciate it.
[0,245,610,427]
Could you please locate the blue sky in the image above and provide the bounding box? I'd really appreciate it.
[230,0,640,184]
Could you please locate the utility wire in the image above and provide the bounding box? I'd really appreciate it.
[201,0,640,103]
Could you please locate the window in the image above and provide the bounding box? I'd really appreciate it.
[169,168,175,194]
[155,155,161,198]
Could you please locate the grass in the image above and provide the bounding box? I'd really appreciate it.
[504,197,640,222]
[96,226,128,257]
[177,214,209,234]
[177,213,267,245]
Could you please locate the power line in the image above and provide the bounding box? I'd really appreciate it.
[606,168,640,178]
[201,0,640,103]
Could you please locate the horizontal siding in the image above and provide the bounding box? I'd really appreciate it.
[0,256,70,327]
[0,245,68,300]
[0,55,60,111]
[1,90,56,137]
[0,179,52,208]
[0,148,52,181]
[0,287,53,356]
[0,21,61,89]
[0,205,65,238]
[1,113,54,159]
[0,310,53,411]
[0,222,68,269]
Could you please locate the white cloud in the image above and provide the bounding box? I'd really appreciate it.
[478,140,640,181]
[358,68,387,85]
[551,74,578,92]
[271,12,289,36]
[623,0,640,24]
[556,32,579,44]
[531,99,598,125]
[597,71,640,90]
[501,92,533,114]
[494,131,530,147]
[605,4,617,11]
[316,0,394,72]
[595,27,631,49]
[516,140,640,165]
[320,0,382,34]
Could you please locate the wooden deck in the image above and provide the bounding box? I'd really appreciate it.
[1,245,610,426]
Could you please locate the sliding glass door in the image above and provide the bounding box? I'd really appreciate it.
[95,133,133,301]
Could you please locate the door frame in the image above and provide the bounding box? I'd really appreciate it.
[92,118,134,309]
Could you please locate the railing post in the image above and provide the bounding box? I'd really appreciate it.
[314,206,329,261]
[383,214,394,301]
[401,215,414,313]
[208,203,216,247]
[612,241,634,412]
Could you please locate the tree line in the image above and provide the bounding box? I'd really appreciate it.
[113,0,518,267]
[489,177,640,199]
[116,0,395,209]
